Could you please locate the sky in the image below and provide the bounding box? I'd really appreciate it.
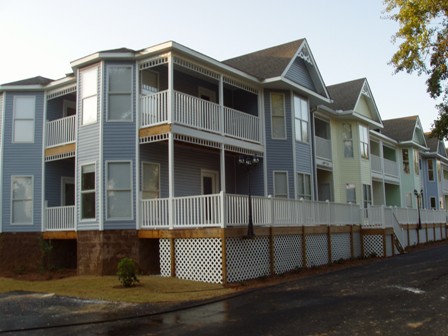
[0,0,441,132]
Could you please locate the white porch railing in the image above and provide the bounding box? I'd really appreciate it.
[384,158,399,177]
[371,154,382,173]
[140,193,365,229]
[443,179,448,193]
[140,91,261,143]
[45,115,76,148]
[315,136,332,161]
[44,205,75,231]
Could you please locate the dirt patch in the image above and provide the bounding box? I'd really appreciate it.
[0,268,77,281]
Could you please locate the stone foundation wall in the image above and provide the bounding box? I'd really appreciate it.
[77,230,139,275]
[0,233,43,274]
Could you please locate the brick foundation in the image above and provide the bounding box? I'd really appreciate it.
[77,230,140,275]
[0,232,43,274]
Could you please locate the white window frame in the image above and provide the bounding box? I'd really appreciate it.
[11,175,33,225]
[346,183,356,204]
[81,66,98,126]
[430,196,437,209]
[107,65,133,122]
[359,125,369,159]
[297,172,311,200]
[80,163,96,221]
[142,162,160,199]
[363,184,372,208]
[12,96,35,143]
[106,161,133,220]
[414,151,420,175]
[402,149,410,174]
[273,171,289,198]
[271,93,287,140]
[201,169,219,195]
[428,159,434,181]
[294,95,309,143]
[342,123,353,158]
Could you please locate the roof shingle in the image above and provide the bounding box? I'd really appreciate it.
[326,78,365,111]
[381,116,418,142]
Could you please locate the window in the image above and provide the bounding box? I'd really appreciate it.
[274,171,288,198]
[81,164,96,219]
[437,161,442,181]
[402,149,410,174]
[271,93,286,139]
[294,96,309,142]
[141,69,159,94]
[11,176,33,224]
[414,151,419,175]
[430,197,436,209]
[107,162,132,219]
[406,193,413,208]
[13,96,35,143]
[108,66,132,121]
[142,162,160,199]
[81,67,98,125]
[428,159,434,181]
[346,183,356,203]
[342,123,353,158]
[359,125,369,159]
[363,184,372,208]
[297,173,311,200]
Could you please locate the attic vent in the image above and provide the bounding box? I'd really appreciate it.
[139,55,169,70]
[298,45,313,65]
[361,82,371,98]
[173,56,220,80]
[47,84,77,100]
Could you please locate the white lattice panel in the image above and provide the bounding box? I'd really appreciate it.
[427,228,435,242]
[363,235,383,258]
[385,235,393,257]
[408,229,418,246]
[353,231,362,258]
[159,239,171,277]
[435,227,442,241]
[331,233,351,262]
[306,234,328,267]
[226,236,270,283]
[419,229,427,244]
[174,238,222,284]
[273,235,303,274]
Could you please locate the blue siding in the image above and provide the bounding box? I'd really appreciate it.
[422,158,440,209]
[285,58,316,91]
[296,142,312,173]
[264,90,294,198]
[77,64,101,231]
[2,92,44,232]
[102,62,137,230]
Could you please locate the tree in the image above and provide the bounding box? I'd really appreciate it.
[384,0,448,139]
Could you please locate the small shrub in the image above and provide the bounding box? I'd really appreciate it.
[117,257,139,288]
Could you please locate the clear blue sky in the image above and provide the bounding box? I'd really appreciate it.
[0,0,440,132]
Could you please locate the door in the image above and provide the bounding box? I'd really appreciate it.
[61,177,75,206]
[201,170,219,222]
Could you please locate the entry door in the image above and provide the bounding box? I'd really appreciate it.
[318,183,332,202]
[201,170,219,195]
[61,177,75,206]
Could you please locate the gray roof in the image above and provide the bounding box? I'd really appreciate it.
[381,116,418,142]
[326,78,365,111]
[99,47,135,54]
[223,39,304,80]
[424,132,439,152]
[2,76,53,86]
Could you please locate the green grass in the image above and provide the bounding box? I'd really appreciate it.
[0,275,235,303]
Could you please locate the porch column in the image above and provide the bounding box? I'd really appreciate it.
[168,133,175,229]
[168,53,174,124]
[220,144,226,193]
[219,75,224,135]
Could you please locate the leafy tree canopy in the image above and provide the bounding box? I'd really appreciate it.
[384,0,448,139]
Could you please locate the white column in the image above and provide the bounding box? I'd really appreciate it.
[219,75,224,135]
[220,144,226,193]
[168,53,174,124]
[168,133,175,229]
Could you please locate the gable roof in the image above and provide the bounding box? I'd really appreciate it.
[326,78,365,111]
[223,39,304,80]
[424,132,439,152]
[322,78,382,128]
[2,76,53,86]
[381,116,418,142]
[382,115,428,149]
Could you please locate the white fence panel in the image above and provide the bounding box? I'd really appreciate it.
[140,90,168,127]
[45,206,75,231]
[46,115,76,148]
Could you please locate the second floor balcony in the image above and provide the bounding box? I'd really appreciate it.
[371,154,399,179]
[140,90,261,144]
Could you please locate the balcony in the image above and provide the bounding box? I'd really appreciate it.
[371,154,399,179]
[140,90,261,144]
[315,136,332,161]
[44,205,75,231]
[45,115,76,161]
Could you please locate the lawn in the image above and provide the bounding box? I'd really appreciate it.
[0,275,236,303]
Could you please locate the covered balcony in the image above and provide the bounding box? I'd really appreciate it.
[370,141,399,181]
[138,54,261,149]
[314,118,332,164]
